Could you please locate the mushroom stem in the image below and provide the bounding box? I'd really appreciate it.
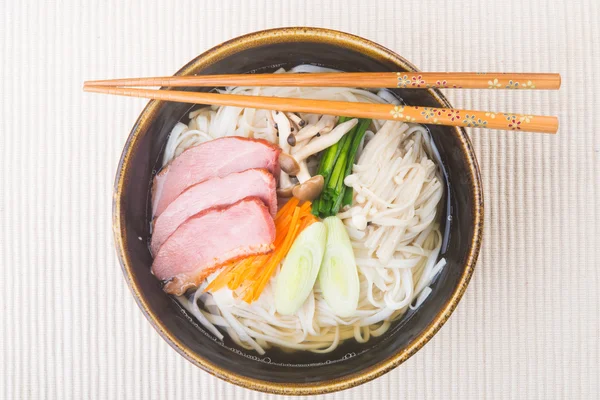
[295,124,320,143]
[273,110,291,152]
[293,118,358,162]
[285,112,305,128]
[318,115,338,134]
[296,161,312,183]
[273,110,295,190]
[294,115,339,143]
[303,113,320,125]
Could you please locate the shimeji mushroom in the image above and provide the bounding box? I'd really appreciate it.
[266,110,277,132]
[276,115,357,200]
[301,113,320,126]
[282,113,303,147]
[279,153,300,176]
[285,112,305,128]
[292,118,358,163]
[278,152,312,185]
[295,115,338,144]
[273,110,296,196]
[292,175,325,201]
[296,160,312,183]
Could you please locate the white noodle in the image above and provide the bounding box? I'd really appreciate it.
[161,66,446,354]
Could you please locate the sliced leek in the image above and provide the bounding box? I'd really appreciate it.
[274,222,327,315]
[319,216,360,317]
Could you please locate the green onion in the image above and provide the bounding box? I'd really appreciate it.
[342,187,353,206]
[312,118,371,218]
[311,196,321,215]
[317,116,349,184]
[318,216,360,317]
[274,222,327,315]
[330,186,346,215]
[325,129,354,199]
[312,117,350,217]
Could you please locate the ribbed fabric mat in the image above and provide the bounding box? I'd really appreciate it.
[1,0,599,399]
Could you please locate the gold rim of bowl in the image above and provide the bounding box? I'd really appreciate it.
[113,27,484,395]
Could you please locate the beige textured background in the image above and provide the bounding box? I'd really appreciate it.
[1,0,599,399]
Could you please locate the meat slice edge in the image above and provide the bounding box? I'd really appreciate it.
[150,168,277,255]
[152,137,280,217]
[151,197,276,295]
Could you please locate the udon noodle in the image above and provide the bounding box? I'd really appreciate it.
[163,66,446,354]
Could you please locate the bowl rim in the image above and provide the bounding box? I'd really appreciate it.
[113,26,484,395]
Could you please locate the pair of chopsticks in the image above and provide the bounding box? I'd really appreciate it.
[84,72,561,133]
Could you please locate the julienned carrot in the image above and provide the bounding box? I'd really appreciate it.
[277,197,299,217]
[245,207,302,302]
[299,201,312,214]
[205,199,301,293]
[245,208,301,298]
[243,218,314,303]
[204,261,237,292]
[228,257,257,289]
[205,200,316,302]
[247,213,317,302]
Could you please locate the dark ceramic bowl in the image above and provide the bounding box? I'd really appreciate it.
[113,27,483,395]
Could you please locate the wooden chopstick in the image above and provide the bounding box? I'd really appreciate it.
[84,72,561,90]
[83,85,558,134]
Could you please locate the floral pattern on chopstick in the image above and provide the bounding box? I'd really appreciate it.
[396,73,411,88]
[488,79,502,89]
[420,107,436,120]
[396,72,538,89]
[519,115,533,123]
[388,105,539,131]
[390,105,405,118]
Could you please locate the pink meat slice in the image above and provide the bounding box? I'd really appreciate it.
[152,137,280,217]
[150,169,277,255]
[152,198,276,295]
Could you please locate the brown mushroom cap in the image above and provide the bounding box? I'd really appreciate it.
[292,175,325,201]
[287,134,296,147]
[277,185,297,198]
[279,153,301,176]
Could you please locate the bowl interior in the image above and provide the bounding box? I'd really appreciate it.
[115,30,481,392]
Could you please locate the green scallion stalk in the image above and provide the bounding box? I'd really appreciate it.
[342,187,353,206]
[312,117,349,217]
[330,185,346,215]
[317,117,349,182]
[325,128,354,199]
[312,118,370,218]
[311,196,321,215]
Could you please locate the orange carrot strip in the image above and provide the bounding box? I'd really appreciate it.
[204,262,237,292]
[206,201,317,301]
[245,204,315,297]
[247,208,302,302]
[299,201,312,214]
[276,197,299,218]
[227,257,258,289]
[243,224,298,301]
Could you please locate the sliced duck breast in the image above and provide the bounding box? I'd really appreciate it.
[150,169,276,255]
[152,198,276,295]
[152,137,280,217]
